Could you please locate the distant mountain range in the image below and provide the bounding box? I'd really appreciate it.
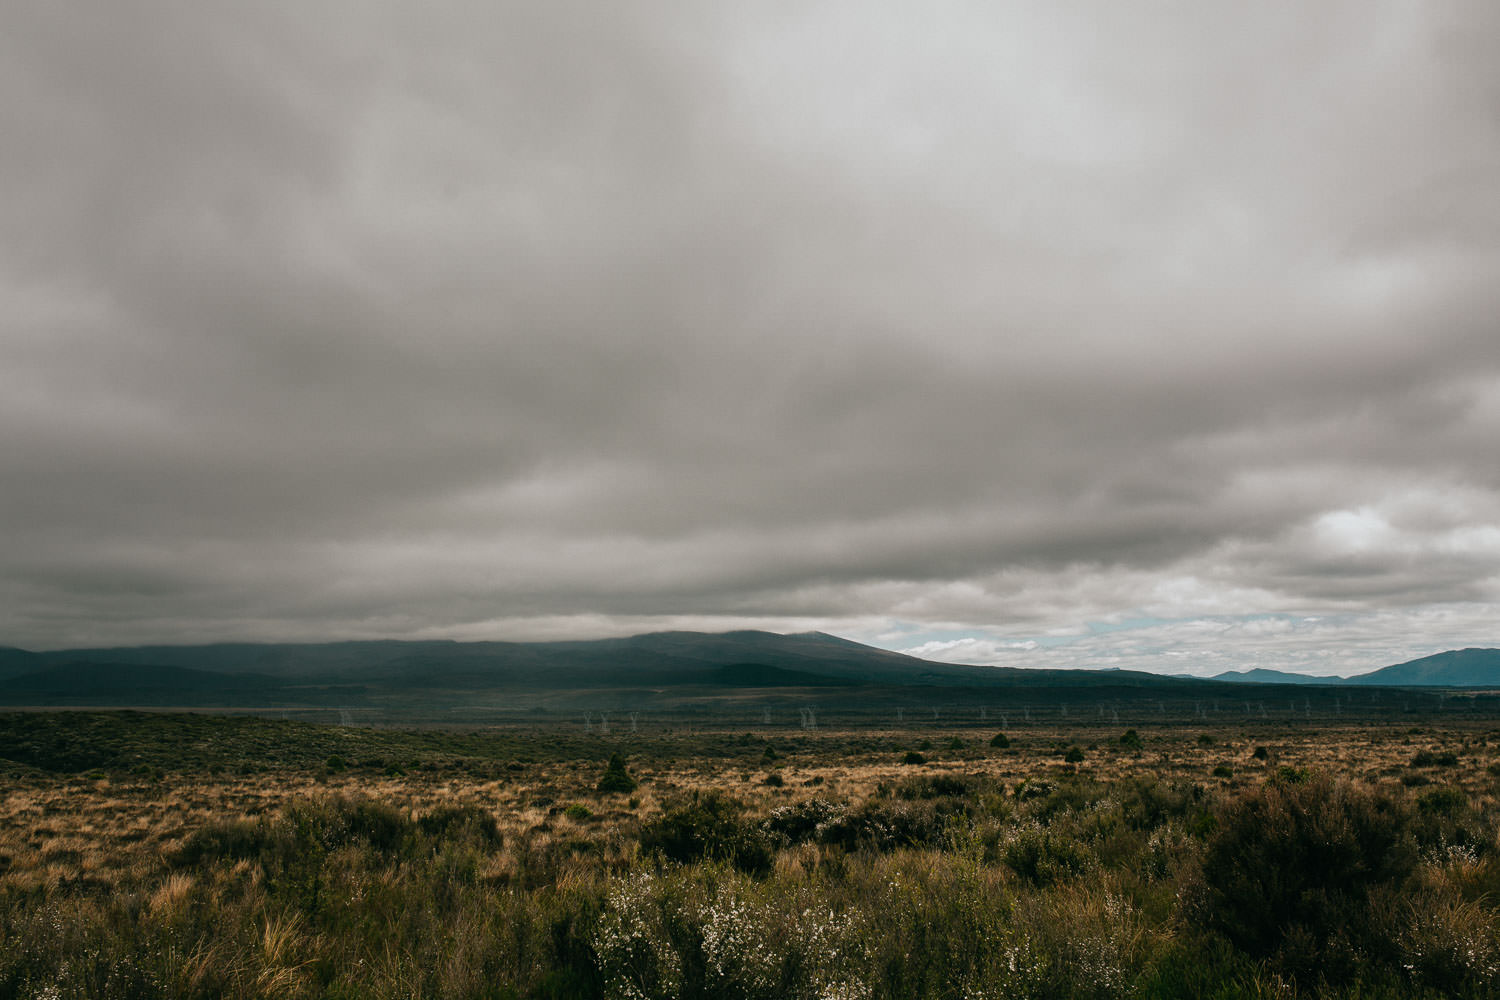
[1212,648,1500,688]
[0,633,1496,711]
[0,630,1202,695]
[1210,668,1334,685]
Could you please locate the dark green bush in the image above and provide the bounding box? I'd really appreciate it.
[1270,765,1310,786]
[638,792,772,875]
[989,732,1011,749]
[1417,786,1467,816]
[1195,773,1415,983]
[173,817,276,867]
[597,753,637,793]
[1412,785,1486,854]
[1001,824,1092,886]
[418,803,503,844]
[1120,729,1143,751]
[894,773,975,800]
[763,797,844,845]
[902,750,926,765]
[1015,778,1054,801]
[816,799,960,853]
[1063,746,1084,763]
[1025,778,1101,825]
[1410,749,1459,768]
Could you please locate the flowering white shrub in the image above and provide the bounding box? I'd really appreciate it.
[699,886,779,993]
[593,869,869,1000]
[593,871,682,1000]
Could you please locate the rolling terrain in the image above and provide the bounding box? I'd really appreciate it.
[1,631,1496,724]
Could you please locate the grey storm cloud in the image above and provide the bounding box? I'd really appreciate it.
[2,1,1498,670]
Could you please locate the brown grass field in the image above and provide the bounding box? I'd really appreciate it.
[3,711,1499,998]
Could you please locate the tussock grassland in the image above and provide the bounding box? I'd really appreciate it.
[3,712,1500,998]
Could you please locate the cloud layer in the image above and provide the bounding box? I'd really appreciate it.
[4,2,1498,671]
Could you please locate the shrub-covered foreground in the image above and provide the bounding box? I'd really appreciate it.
[4,738,1500,997]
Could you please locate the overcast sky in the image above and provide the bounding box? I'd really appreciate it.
[4,2,1498,676]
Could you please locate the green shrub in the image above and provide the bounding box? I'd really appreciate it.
[1001,823,1092,886]
[1411,749,1460,768]
[638,792,772,875]
[902,750,926,765]
[1417,786,1467,816]
[1119,729,1143,751]
[1064,746,1085,763]
[416,803,502,844]
[288,796,412,853]
[1412,785,1486,854]
[1015,778,1054,801]
[989,732,1011,749]
[894,773,975,800]
[815,799,960,853]
[1211,764,1233,779]
[173,817,276,867]
[594,870,868,1000]
[563,803,593,822]
[763,797,846,845]
[597,753,637,793]
[1270,765,1310,786]
[1195,773,1416,983]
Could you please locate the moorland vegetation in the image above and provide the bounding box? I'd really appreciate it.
[2,711,1499,998]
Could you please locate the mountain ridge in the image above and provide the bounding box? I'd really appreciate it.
[1211,668,1344,685]
[3,634,1497,700]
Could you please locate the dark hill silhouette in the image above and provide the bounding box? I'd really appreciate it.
[4,634,1497,719]
[1209,649,1500,688]
[19,630,1219,692]
[1342,648,1500,687]
[1212,668,1341,685]
[0,646,43,681]
[0,662,284,706]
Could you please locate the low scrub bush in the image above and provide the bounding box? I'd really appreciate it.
[593,869,869,1000]
[815,799,962,853]
[597,752,638,793]
[418,803,503,844]
[1411,749,1460,768]
[893,773,976,801]
[1193,773,1416,984]
[1412,785,1488,855]
[1001,822,1094,886]
[639,792,773,876]
[764,797,847,846]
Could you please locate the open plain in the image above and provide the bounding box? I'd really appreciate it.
[4,709,1500,998]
